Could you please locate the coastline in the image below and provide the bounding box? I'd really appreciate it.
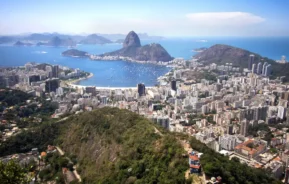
[65,72,94,86]
[68,85,155,90]
[89,55,174,66]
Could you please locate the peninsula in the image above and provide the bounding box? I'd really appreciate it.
[99,31,173,62]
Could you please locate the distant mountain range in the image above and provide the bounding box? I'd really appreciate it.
[79,34,112,44]
[0,32,164,46]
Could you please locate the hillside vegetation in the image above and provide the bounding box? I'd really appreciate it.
[57,107,187,183]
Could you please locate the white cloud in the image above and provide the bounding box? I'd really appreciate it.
[186,12,265,27]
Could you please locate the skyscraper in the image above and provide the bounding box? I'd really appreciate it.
[52,65,59,78]
[262,62,268,76]
[257,62,263,74]
[248,54,254,70]
[265,64,272,77]
[171,80,177,91]
[137,83,146,97]
[252,64,257,73]
[240,119,249,136]
[278,106,286,119]
[45,78,60,92]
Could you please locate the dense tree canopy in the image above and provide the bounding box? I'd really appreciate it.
[0,160,29,184]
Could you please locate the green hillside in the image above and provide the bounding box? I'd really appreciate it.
[57,107,187,183]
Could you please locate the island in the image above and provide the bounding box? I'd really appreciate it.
[14,41,33,46]
[193,47,207,52]
[62,49,89,57]
[99,31,173,62]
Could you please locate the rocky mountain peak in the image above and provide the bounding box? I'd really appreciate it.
[123,31,141,48]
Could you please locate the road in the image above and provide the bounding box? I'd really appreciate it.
[56,146,82,182]
[154,126,163,136]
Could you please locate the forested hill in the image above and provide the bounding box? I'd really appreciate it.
[57,107,187,183]
[194,44,289,81]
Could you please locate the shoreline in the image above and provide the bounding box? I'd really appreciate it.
[65,72,157,90]
[68,85,155,90]
[65,72,94,86]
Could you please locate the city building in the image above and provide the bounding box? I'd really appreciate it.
[52,65,59,78]
[219,135,238,151]
[248,54,254,70]
[171,80,177,91]
[234,139,267,160]
[189,151,201,174]
[252,64,257,74]
[240,119,249,136]
[277,106,286,119]
[45,78,59,92]
[262,62,268,76]
[85,86,96,96]
[265,64,272,77]
[137,83,146,97]
[257,62,263,75]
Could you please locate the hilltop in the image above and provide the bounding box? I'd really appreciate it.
[101,31,173,62]
[79,34,112,44]
[194,44,289,80]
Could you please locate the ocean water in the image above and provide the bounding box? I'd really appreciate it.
[0,37,289,87]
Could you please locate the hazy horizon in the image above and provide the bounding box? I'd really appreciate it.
[1,0,289,37]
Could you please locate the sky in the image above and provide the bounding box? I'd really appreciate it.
[0,0,289,37]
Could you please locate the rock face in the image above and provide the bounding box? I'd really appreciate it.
[123,31,141,48]
[102,31,173,62]
[62,49,88,57]
[80,34,112,44]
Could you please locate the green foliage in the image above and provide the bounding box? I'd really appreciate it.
[57,107,187,183]
[189,137,282,184]
[39,153,66,182]
[0,122,60,156]
[0,159,29,184]
[0,88,32,106]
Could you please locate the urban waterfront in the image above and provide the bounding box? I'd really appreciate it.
[0,37,289,87]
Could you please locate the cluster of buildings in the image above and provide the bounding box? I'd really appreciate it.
[0,62,86,97]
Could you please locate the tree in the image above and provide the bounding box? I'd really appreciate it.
[0,160,29,184]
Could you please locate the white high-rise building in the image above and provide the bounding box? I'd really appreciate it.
[56,87,63,96]
[257,62,263,74]
[219,135,238,151]
[252,64,257,74]
[265,64,272,77]
[262,62,268,76]
[278,106,286,119]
